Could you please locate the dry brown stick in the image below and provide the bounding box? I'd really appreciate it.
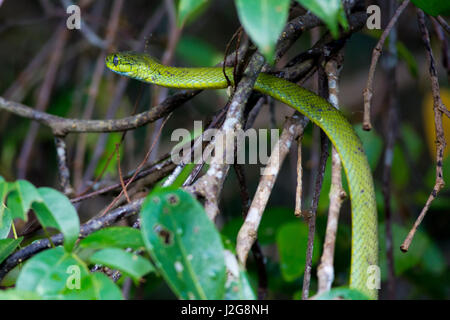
[401,9,447,252]
[16,25,69,179]
[70,157,174,203]
[54,136,75,195]
[431,17,450,83]
[0,91,197,135]
[73,0,124,189]
[236,114,309,265]
[302,68,329,300]
[363,0,409,131]
[294,133,304,217]
[233,163,268,300]
[317,53,346,294]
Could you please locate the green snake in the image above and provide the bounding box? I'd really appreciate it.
[105,52,379,299]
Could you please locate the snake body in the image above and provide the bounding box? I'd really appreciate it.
[105,52,379,299]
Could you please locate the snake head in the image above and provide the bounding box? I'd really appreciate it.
[105,52,135,76]
[105,51,160,81]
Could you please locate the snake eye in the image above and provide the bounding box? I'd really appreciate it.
[113,55,119,66]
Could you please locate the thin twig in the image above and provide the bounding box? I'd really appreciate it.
[317,53,346,294]
[302,66,330,300]
[363,0,409,131]
[436,16,450,35]
[401,9,447,252]
[54,136,75,195]
[234,164,267,300]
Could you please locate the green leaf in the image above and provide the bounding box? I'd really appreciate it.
[31,188,80,252]
[177,0,210,27]
[140,188,226,299]
[16,247,84,299]
[5,180,41,221]
[235,0,290,63]
[315,287,371,300]
[0,178,10,231]
[89,248,154,283]
[0,289,42,300]
[411,0,450,16]
[90,272,123,300]
[0,209,12,239]
[276,221,320,281]
[15,246,123,300]
[296,0,348,38]
[80,227,145,250]
[223,250,256,299]
[0,237,23,264]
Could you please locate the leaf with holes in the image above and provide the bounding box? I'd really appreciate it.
[140,188,226,299]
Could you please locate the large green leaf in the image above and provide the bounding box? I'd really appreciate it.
[0,237,23,264]
[140,188,226,299]
[296,0,348,38]
[411,0,450,16]
[80,227,145,250]
[31,188,80,251]
[177,0,210,27]
[89,248,154,283]
[276,221,321,281]
[15,247,123,300]
[235,0,290,63]
[0,289,42,300]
